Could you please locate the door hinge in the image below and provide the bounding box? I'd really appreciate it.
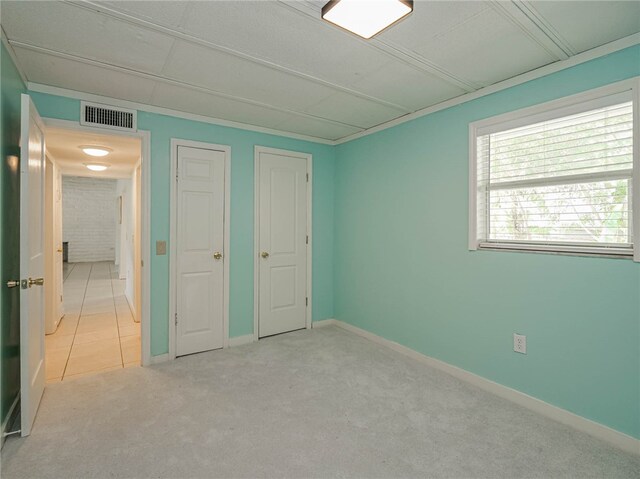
[176,169,179,181]
[306,173,309,182]
[306,297,308,306]
[306,235,308,244]
[175,313,178,325]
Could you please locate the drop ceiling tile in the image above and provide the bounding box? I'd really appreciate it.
[412,7,557,88]
[13,47,156,104]
[97,1,192,29]
[528,1,640,53]
[274,117,362,142]
[350,61,467,111]
[377,1,490,47]
[149,83,295,132]
[178,1,391,87]
[304,93,406,129]
[161,41,337,112]
[1,1,174,74]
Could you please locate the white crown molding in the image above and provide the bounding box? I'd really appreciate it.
[335,33,640,145]
[27,82,337,146]
[64,0,409,114]
[330,320,640,455]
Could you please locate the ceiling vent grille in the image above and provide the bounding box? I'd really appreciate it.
[80,101,137,132]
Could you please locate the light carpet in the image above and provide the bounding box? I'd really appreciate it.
[2,326,638,478]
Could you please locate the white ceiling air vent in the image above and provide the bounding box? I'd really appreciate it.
[80,101,137,132]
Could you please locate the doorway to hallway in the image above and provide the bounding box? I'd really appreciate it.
[46,262,140,382]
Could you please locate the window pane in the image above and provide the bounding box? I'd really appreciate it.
[488,102,633,185]
[489,179,630,244]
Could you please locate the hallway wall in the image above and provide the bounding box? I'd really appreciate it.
[62,176,118,263]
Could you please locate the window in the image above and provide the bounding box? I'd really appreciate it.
[469,82,639,260]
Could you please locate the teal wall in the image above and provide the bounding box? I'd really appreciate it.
[29,92,335,356]
[334,45,640,439]
[0,43,25,427]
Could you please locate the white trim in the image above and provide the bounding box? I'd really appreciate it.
[331,320,640,456]
[253,146,313,341]
[27,83,336,145]
[468,78,640,260]
[169,139,231,360]
[228,334,255,348]
[148,353,169,365]
[311,318,337,328]
[335,34,640,145]
[41,118,153,366]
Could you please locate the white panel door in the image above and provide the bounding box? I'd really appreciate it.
[20,94,46,436]
[176,146,226,356]
[257,150,308,338]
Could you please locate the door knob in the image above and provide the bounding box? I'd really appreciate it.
[28,277,44,287]
[57,248,63,253]
[261,251,269,258]
[213,252,223,260]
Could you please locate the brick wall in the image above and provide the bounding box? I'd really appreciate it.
[62,176,117,263]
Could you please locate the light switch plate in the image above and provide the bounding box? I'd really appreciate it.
[156,240,166,255]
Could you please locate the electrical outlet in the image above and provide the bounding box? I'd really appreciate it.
[513,333,526,354]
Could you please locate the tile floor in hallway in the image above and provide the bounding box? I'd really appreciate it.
[45,261,141,382]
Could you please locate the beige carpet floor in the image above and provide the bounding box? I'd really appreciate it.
[2,326,638,478]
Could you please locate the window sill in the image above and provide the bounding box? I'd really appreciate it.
[475,242,634,260]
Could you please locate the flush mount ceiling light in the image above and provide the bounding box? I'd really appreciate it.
[321,0,413,39]
[84,162,110,172]
[80,145,112,157]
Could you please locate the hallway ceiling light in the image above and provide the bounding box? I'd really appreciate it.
[80,145,112,157]
[321,0,413,39]
[84,163,110,172]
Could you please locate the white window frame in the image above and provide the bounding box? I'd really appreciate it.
[469,78,640,262]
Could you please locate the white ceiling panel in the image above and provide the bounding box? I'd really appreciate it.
[150,83,301,132]
[411,6,557,88]
[178,1,392,87]
[304,92,407,129]
[350,60,467,111]
[162,41,339,112]
[529,1,640,53]
[274,116,362,141]
[96,1,192,29]
[3,1,638,142]
[377,1,490,47]
[2,1,175,75]
[13,47,157,105]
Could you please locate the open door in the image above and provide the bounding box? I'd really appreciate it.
[20,94,46,436]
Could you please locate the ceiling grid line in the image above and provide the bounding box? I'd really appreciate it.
[515,1,577,56]
[9,40,367,131]
[63,0,410,114]
[489,0,570,60]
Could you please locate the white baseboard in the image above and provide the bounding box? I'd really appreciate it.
[312,318,337,328]
[228,334,255,347]
[148,353,169,365]
[332,319,640,455]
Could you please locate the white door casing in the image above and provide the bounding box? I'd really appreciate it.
[255,147,311,339]
[20,94,46,436]
[54,163,63,322]
[175,145,226,356]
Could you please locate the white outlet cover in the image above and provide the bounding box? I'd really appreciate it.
[513,333,527,354]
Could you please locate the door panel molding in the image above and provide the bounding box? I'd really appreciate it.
[169,139,231,360]
[254,146,312,341]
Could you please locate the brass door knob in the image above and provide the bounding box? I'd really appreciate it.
[213,252,223,260]
[261,251,269,258]
[28,277,45,287]
[57,248,63,253]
